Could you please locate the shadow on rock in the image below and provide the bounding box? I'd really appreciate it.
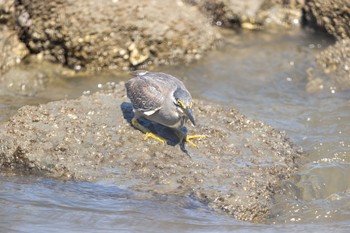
[120,102,134,124]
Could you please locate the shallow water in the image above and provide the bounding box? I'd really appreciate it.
[1,28,350,232]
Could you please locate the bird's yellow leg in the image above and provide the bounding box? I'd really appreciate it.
[173,129,207,148]
[131,118,165,144]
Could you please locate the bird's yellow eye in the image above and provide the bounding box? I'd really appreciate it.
[177,100,187,109]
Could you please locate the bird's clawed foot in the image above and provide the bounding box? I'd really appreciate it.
[144,132,166,144]
[184,134,207,148]
[131,118,166,144]
[174,129,207,148]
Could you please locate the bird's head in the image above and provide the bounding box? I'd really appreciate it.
[173,87,195,126]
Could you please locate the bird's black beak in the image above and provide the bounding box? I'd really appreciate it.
[184,107,196,126]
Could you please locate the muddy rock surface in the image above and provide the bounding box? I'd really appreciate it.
[302,0,349,90]
[0,26,29,75]
[316,39,350,90]
[0,0,14,25]
[1,0,28,75]
[0,82,301,222]
[185,0,303,29]
[303,0,350,39]
[14,0,218,71]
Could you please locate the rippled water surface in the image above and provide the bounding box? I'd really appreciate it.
[1,28,350,232]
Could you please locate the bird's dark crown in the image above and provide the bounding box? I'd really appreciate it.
[173,87,191,106]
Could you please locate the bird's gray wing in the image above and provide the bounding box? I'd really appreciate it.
[125,75,164,115]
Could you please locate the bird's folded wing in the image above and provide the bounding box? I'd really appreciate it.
[125,77,164,113]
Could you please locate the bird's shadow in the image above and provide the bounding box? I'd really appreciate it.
[120,102,190,154]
